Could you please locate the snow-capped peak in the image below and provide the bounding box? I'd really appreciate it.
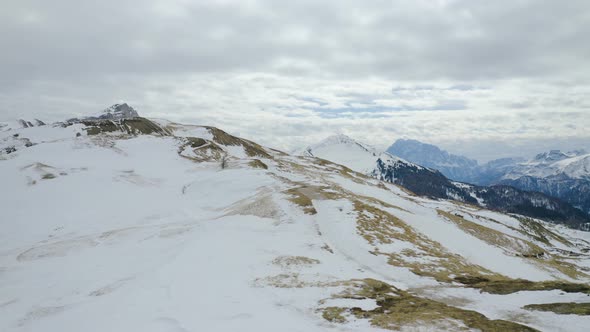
[533,150,570,163]
[100,103,139,119]
[505,149,590,180]
[533,149,588,163]
[66,103,140,123]
[301,134,415,175]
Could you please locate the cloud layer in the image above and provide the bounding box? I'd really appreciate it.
[1,0,589,161]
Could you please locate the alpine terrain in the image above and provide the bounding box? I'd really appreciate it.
[305,135,590,230]
[1,104,590,332]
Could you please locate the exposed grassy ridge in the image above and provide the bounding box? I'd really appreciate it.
[438,210,545,257]
[454,276,590,295]
[322,278,538,331]
[248,159,268,169]
[354,202,590,294]
[274,152,590,303]
[322,307,347,323]
[284,187,317,215]
[206,126,272,159]
[306,156,370,184]
[84,118,172,136]
[177,137,225,162]
[353,200,502,283]
[517,217,574,247]
[439,210,589,280]
[272,255,320,267]
[523,302,590,315]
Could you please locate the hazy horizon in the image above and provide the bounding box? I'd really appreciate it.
[2,0,589,161]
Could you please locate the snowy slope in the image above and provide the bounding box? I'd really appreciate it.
[1,112,590,331]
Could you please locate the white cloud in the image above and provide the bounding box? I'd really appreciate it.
[0,0,589,161]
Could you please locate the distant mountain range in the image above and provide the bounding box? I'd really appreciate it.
[388,139,590,216]
[387,139,480,182]
[303,135,590,229]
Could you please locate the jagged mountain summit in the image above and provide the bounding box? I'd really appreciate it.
[67,103,140,122]
[1,105,590,331]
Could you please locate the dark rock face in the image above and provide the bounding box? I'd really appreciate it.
[501,175,590,216]
[373,158,477,204]
[471,185,590,229]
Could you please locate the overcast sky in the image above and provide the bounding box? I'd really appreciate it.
[1,0,589,161]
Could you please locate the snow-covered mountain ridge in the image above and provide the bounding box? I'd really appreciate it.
[504,150,590,181]
[1,105,590,331]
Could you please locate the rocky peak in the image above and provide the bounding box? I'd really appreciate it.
[99,103,139,120]
[66,103,140,123]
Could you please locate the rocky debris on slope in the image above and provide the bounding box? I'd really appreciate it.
[0,119,46,132]
[18,119,46,128]
[1,134,35,156]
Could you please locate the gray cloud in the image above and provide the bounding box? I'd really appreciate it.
[1,0,589,160]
